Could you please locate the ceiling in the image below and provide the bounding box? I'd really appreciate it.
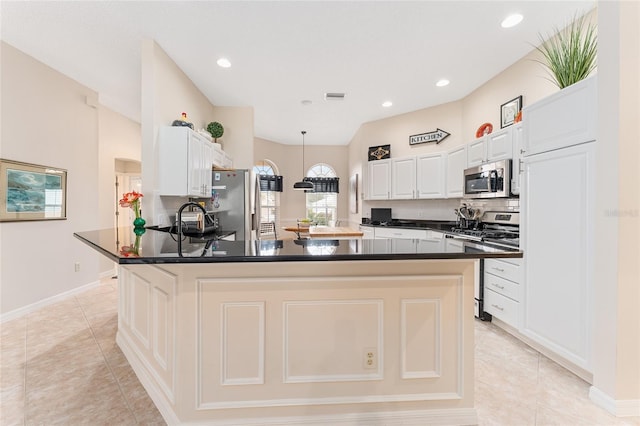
[1,1,595,146]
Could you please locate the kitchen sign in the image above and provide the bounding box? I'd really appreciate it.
[409,128,450,145]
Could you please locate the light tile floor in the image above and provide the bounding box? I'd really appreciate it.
[1,277,639,425]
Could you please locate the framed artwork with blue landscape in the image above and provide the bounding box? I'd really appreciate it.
[0,159,67,222]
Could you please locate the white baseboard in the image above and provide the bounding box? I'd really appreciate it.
[0,269,116,323]
[590,386,640,417]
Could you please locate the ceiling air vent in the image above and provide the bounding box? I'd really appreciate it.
[324,92,346,101]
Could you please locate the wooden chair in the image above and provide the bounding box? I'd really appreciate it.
[258,222,278,240]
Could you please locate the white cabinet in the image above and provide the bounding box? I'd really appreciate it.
[391,156,416,199]
[416,230,445,252]
[486,127,514,161]
[368,159,391,200]
[467,127,513,167]
[484,258,522,328]
[445,145,467,198]
[374,227,427,240]
[467,138,487,167]
[522,75,597,156]
[158,127,213,197]
[521,141,595,371]
[359,225,375,239]
[510,123,524,195]
[416,153,445,199]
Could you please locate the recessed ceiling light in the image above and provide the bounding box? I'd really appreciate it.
[382,101,393,107]
[501,13,523,28]
[216,57,231,68]
[436,79,450,87]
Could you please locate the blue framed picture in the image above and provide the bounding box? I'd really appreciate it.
[1,159,67,221]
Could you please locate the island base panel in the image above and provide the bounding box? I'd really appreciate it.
[117,259,477,425]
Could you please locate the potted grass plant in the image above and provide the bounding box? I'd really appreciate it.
[534,13,597,89]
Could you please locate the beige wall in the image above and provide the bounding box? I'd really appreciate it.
[1,42,100,315]
[254,137,349,226]
[212,106,254,170]
[593,0,640,407]
[97,106,142,272]
[141,40,255,224]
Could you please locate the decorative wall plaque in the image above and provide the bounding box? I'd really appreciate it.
[368,145,391,161]
[409,128,451,145]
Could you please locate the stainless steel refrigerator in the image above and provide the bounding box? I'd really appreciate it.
[209,169,258,240]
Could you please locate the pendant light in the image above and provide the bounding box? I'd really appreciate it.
[293,130,314,190]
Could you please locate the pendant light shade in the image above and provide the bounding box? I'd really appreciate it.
[293,130,314,190]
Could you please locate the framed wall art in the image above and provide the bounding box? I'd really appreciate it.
[0,159,67,222]
[500,95,523,128]
[368,145,391,161]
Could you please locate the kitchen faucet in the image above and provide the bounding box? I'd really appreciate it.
[176,202,208,256]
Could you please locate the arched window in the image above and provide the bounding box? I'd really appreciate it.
[253,160,280,227]
[306,163,338,226]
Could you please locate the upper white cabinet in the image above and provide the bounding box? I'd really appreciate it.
[445,145,467,198]
[523,75,597,156]
[391,156,416,199]
[467,127,513,167]
[416,153,445,199]
[467,138,487,167]
[511,123,524,195]
[368,159,391,200]
[158,127,214,197]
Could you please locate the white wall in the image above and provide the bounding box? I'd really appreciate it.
[1,42,101,316]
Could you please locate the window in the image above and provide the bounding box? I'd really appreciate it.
[253,160,280,226]
[306,163,338,226]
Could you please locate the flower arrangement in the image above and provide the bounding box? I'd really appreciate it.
[119,191,143,218]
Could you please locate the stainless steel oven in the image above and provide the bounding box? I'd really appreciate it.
[463,160,511,199]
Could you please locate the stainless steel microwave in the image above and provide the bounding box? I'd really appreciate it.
[463,160,511,199]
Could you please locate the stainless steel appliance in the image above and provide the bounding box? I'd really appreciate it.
[463,160,512,199]
[447,210,520,320]
[209,169,254,240]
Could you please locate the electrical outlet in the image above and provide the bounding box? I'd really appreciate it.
[363,347,377,370]
[74,262,80,272]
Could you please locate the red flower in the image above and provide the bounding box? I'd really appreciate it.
[119,191,144,216]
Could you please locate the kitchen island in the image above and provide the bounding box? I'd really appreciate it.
[75,227,521,425]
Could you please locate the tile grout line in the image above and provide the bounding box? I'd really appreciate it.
[75,290,140,424]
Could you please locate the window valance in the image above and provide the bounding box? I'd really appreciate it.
[304,177,339,193]
[258,175,283,192]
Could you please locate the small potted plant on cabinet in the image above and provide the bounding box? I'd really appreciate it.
[206,121,224,144]
[534,13,597,89]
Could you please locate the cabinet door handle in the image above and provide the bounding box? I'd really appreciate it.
[492,267,505,272]
[491,283,505,290]
[491,304,504,311]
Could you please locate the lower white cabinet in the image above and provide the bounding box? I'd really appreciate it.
[521,141,595,372]
[374,227,427,240]
[359,225,375,239]
[484,258,522,329]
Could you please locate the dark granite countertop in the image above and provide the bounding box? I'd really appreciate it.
[360,219,458,231]
[74,227,522,265]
